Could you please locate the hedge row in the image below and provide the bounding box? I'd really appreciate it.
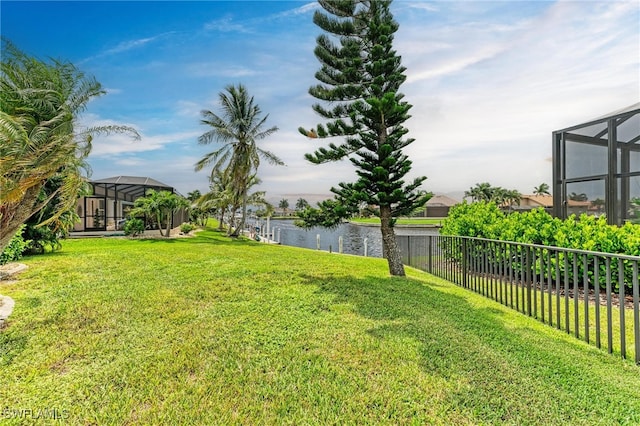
[440,202,640,292]
[441,202,640,257]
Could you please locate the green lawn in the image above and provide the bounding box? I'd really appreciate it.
[351,217,444,226]
[1,227,639,425]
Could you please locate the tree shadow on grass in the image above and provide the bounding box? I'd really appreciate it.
[300,272,640,425]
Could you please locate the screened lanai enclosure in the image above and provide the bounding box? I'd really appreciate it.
[553,103,640,225]
[73,176,189,232]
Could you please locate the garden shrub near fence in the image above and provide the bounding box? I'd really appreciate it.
[441,202,640,292]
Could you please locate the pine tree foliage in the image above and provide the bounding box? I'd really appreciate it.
[298,0,430,275]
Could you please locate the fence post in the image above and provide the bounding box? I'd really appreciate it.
[428,235,432,274]
[316,234,320,250]
[364,238,368,257]
[462,238,468,288]
[526,246,532,317]
[267,217,270,241]
[620,258,626,359]
[339,236,343,254]
[407,236,412,266]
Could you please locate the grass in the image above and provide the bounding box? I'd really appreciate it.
[414,259,639,361]
[1,227,639,424]
[351,217,444,226]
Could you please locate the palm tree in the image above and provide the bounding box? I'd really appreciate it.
[0,40,138,251]
[196,170,234,231]
[503,189,522,212]
[195,84,283,237]
[295,198,310,211]
[278,199,289,215]
[533,183,551,196]
[130,190,188,237]
[465,182,493,202]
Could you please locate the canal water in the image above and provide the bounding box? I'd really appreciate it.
[249,219,439,258]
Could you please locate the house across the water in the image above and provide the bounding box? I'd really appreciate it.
[73,176,188,232]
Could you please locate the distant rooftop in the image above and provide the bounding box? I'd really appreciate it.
[91,176,176,198]
[92,176,173,188]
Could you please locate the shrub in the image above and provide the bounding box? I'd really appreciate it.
[439,201,504,239]
[1,226,31,265]
[442,202,640,292]
[123,218,145,237]
[180,223,196,234]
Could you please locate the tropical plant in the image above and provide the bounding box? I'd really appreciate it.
[533,183,551,196]
[180,222,196,234]
[0,39,138,252]
[0,225,30,265]
[186,189,210,226]
[129,190,189,237]
[21,174,84,254]
[196,170,233,231]
[295,198,310,212]
[123,218,144,237]
[502,189,522,212]
[278,199,289,215]
[297,0,429,276]
[195,84,283,237]
[197,172,267,235]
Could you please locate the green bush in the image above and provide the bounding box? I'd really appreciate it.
[441,202,640,292]
[180,223,196,234]
[442,202,640,255]
[1,225,31,265]
[123,218,145,237]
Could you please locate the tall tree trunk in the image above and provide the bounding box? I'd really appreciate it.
[379,205,405,277]
[156,212,165,237]
[230,190,248,238]
[165,209,172,237]
[217,209,225,230]
[0,186,41,253]
[227,206,238,236]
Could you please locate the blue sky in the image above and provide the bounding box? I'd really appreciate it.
[2,1,639,203]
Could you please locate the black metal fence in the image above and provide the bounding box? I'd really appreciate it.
[397,235,640,364]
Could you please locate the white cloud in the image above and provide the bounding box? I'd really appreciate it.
[81,33,172,64]
[403,2,439,13]
[271,2,319,19]
[392,0,640,194]
[80,113,201,157]
[203,17,250,33]
[185,62,259,78]
[103,36,158,55]
[72,1,640,199]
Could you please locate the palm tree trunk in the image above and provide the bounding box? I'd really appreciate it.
[165,209,172,237]
[230,190,248,238]
[379,205,405,277]
[157,212,165,236]
[227,205,238,236]
[0,186,41,253]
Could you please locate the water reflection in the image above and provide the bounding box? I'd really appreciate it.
[249,219,438,258]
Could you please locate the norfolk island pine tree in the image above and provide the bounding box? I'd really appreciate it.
[298,0,430,276]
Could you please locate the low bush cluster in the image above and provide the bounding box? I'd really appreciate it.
[0,225,30,265]
[180,223,196,234]
[123,218,145,237]
[441,202,640,256]
[441,202,640,292]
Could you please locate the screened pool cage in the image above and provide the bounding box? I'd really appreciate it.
[553,103,640,225]
[73,176,188,232]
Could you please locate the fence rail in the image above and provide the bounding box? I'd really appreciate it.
[397,234,640,364]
